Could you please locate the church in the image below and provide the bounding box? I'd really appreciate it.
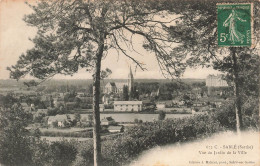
[103,67,134,94]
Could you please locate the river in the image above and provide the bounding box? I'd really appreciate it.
[80,113,196,123]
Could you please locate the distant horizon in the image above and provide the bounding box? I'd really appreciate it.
[0,77,207,81]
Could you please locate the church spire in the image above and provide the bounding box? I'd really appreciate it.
[128,66,134,93]
[129,66,133,80]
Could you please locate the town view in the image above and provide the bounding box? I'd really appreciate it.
[0,0,259,166]
[0,72,231,140]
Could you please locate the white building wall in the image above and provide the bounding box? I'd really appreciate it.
[114,102,142,112]
[206,75,228,87]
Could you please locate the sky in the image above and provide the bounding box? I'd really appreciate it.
[0,0,221,80]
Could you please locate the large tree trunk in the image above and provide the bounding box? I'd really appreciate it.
[93,42,104,166]
[230,47,243,133]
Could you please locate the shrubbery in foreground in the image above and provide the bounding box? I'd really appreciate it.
[1,104,258,166]
[74,114,223,166]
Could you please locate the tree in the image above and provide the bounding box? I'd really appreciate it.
[0,93,18,108]
[74,112,81,123]
[122,85,129,101]
[0,104,33,166]
[52,120,58,128]
[88,114,94,126]
[164,0,260,132]
[7,0,185,165]
[158,110,166,120]
[214,50,259,129]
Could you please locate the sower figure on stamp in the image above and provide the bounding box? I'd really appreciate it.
[223,9,247,44]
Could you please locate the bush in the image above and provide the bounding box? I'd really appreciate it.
[48,140,78,166]
[212,103,236,130]
[72,141,93,166]
[0,104,34,166]
[77,114,223,166]
[158,111,166,120]
[32,139,78,166]
[242,98,259,129]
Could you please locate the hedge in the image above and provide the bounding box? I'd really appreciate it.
[74,114,223,166]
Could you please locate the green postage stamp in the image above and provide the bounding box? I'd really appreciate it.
[217,3,253,47]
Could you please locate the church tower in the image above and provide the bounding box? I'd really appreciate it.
[127,66,134,93]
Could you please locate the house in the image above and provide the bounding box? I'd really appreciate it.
[76,92,85,97]
[108,126,124,133]
[214,101,223,108]
[114,101,142,112]
[101,117,116,125]
[156,102,166,109]
[47,114,75,127]
[20,102,32,111]
[206,74,228,87]
[104,82,128,94]
[172,99,185,106]
[104,82,117,94]
[53,97,65,107]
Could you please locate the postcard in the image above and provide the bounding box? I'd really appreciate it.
[0,0,259,166]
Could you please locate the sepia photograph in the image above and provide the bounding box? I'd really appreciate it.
[0,0,259,166]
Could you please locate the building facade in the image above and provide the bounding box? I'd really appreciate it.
[206,74,228,87]
[104,66,134,94]
[104,82,117,94]
[114,101,142,112]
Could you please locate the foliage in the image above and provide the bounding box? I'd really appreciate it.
[214,52,259,99]
[71,114,224,166]
[52,120,58,128]
[100,114,222,165]
[136,82,159,95]
[0,104,33,166]
[0,93,18,108]
[165,0,260,130]
[47,140,78,166]
[6,1,214,164]
[158,110,166,120]
[24,96,47,109]
[74,113,81,122]
[241,97,259,129]
[212,103,236,130]
[8,0,185,81]
[122,85,129,101]
[72,141,94,166]
[212,98,259,131]
[33,111,46,123]
[31,139,78,166]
